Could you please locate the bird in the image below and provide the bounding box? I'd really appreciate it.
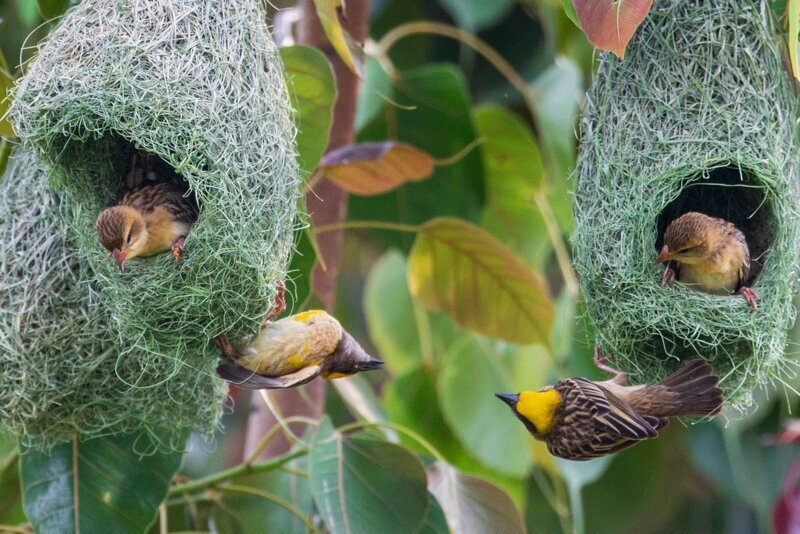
[214,285,384,389]
[495,348,723,461]
[656,211,759,310]
[96,152,198,272]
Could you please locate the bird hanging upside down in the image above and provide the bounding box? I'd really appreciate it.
[656,211,759,310]
[96,151,198,272]
[214,284,384,389]
[496,348,723,461]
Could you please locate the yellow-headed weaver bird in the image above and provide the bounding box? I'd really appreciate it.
[214,294,384,389]
[657,211,758,310]
[496,348,723,461]
[96,153,198,272]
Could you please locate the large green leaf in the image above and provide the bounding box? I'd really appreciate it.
[350,65,485,250]
[21,433,184,533]
[474,104,551,270]
[436,0,514,30]
[364,250,458,373]
[0,434,23,524]
[427,461,525,534]
[36,0,68,20]
[309,417,429,533]
[408,217,554,346]
[280,45,336,175]
[438,335,534,478]
[560,0,582,28]
[474,104,544,191]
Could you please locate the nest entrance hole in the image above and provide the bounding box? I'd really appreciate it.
[655,165,774,282]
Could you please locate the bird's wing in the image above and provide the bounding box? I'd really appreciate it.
[118,183,198,224]
[571,379,659,440]
[216,359,321,390]
[730,226,751,288]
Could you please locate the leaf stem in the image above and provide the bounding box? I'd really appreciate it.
[433,137,484,167]
[0,525,31,534]
[244,416,317,465]
[168,448,308,497]
[314,220,420,235]
[218,484,318,532]
[336,420,446,461]
[374,21,538,119]
[532,191,578,295]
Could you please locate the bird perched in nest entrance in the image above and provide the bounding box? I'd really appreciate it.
[96,151,198,272]
[656,211,759,310]
[496,348,723,461]
[214,283,384,389]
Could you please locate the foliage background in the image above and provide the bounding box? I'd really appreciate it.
[0,0,799,533]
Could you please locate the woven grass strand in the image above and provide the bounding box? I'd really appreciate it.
[4,0,300,449]
[572,0,800,409]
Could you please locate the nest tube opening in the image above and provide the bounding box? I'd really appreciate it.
[3,0,302,449]
[656,164,776,282]
[571,0,800,410]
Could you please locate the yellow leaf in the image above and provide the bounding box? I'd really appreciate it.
[408,217,554,346]
[312,0,358,75]
[790,0,800,81]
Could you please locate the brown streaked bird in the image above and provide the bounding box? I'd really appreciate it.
[96,158,198,272]
[496,348,723,461]
[656,211,758,310]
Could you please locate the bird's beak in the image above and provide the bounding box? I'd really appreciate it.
[656,245,672,265]
[495,393,519,408]
[111,248,129,272]
[360,357,385,371]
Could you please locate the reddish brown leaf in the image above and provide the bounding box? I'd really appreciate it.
[572,0,653,59]
[320,141,435,196]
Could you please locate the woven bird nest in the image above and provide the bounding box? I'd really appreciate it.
[572,0,800,408]
[4,0,299,448]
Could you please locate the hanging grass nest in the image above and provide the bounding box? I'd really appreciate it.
[572,0,800,409]
[4,0,299,448]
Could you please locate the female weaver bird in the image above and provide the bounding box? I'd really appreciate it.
[96,152,198,272]
[496,348,723,461]
[656,211,758,310]
[214,286,384,389]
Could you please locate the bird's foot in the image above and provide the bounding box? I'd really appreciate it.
[660,265,676,287]
[738,286,759,312]
[171,236,186,265]
[594,346,628,384]
[263,279,287,323]
[213,334,235,359]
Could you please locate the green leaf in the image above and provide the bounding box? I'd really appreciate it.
[560,0,582,28]
[311,0,359,74]
[790,0,800,81]
[0,48,16,139]
[284,226,317,316]
[420,493,449,534]
[0,437,23,524]
[438,335,532,477]
[408,217,554,346]
[436,0,515,30]
[427,461,525,533]
[350,65,485,250]
[309,417,429,534]
[572,0,653,59]
[474,104,551,270]
[218,458,313,534]
[355,58,392,133]
[36,0,68,20]
[474,104,544,191]
[320,141,435,196]
[364,250,424,373]
[280,45,336,174]
[21,433,184,533]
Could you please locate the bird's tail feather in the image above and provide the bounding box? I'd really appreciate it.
[651,359,723,417]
